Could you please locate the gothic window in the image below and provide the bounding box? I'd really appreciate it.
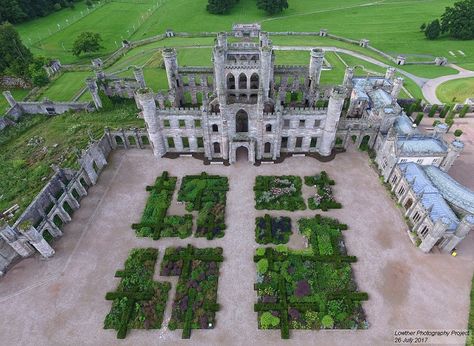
[250,73,259,89]
[213,142,221,154]
[236,109,249,133]
[238,73,247,89]
[266,124,272,132]
[212,124,219,132]
[227,73,235,90]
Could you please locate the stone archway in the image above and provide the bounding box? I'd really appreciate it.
[236,109,248,133]
[236,146,249,162]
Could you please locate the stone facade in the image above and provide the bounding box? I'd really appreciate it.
[130,27,407,164]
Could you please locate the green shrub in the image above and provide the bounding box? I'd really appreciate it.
[321,315,334,329]
[256,247,266,256]
[414,112,424,125]
[257,258,269,274]
[459,104,469,118]
[428,104,438,117]
[454,129,463,137]
[260,312,280,329]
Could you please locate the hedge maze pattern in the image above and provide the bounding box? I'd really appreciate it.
[104,248,171,339]
[132,171,193,240]
[160,245,223,339]
[178,173,229,240]
[254,215,368,339]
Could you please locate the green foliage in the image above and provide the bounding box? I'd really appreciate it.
[321,315,334,329]
[305,171,342,211]
[256,247,266,256]
[0,22,33,78]
[257,258,269,274]
[260,312,280,329]
[424,19,440,40]
[72,31,103,57]
[459,104,469,118]
[206,0,238,14]
[104,248,171,339]
[440,0,474,40]
[255,214,292,245]
[28,58,50,87]
[454,129,463,137]
[0,0,77,24]
[255,176,306,211]
[439,104,452,118]
[428,104,438,118]
[257,0,289,15]
[414,112,424,126]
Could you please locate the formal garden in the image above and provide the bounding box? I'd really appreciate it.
[305,171,342,211]
[254,214,368,338]
[104,248,171,339]
[132,171,193,240]
[160,245,223,339]
[178,173,229,240]
[255,214,292,245]
[254,176,306,211]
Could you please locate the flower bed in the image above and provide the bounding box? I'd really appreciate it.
[255,214,292,245]
[104,248,171,339]
[254,215,367,339]
[178,173,229,240]
[305,171,342,211]
[160,245,223,339]
[132,171,193,240]
[255,176,306,211]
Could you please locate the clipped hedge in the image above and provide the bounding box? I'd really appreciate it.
[255,175,306,211]
[305,172,342,211]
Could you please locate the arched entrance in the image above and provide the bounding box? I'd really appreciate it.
[236,109,248,133]
[236,146,249,162]
[404,198,413,210]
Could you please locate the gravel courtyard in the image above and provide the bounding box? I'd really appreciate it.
[0,148,472,346]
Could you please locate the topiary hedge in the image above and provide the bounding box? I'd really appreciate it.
[255,176,306,211]
[305,171,342,211]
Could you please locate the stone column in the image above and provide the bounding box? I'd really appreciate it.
[86,78,102,110]
[309,48,324,95]
[0,224,35,257]
[319,86,346,156]
[441,215,474,253]
[213,46,226,105]
[259,32,273,102]
[385,67,396,81]
[133,67,146,88]
[342,67,354,88]
[137,89,166,157]
[20,224,55,258]
[419,217,450,253]
[440,139,464,172]
[391,77,403,100]
[162,48,179,90]
[2,91,17,108]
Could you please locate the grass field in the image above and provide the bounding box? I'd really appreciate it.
[0,103,144,216]
[0,89,30,115]
[436,78,474,103]
[15,0,473,69]
[37,72,93,101]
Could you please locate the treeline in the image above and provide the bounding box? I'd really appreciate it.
[421,0,474,40]
[0,0,81,24]
[207,0,288,15]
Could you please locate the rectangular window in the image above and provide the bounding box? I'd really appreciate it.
[164,119,170,128]
[314,119,321,128]
[179,120,186,128]
[281,137,288,149]
[296,137,303,148]
[310,137,317,148]
[299,120,305,128]
[182,137,189,148]
[167,137,175,148]
[197,137,204,148]
[283,119,290,128]
[194,119,201,128]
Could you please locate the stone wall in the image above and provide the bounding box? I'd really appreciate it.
[0,76,31,89]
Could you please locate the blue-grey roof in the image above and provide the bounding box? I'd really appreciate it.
[394,114,419,136]
[423,165,474,214]
[399,163,459,230]
[397,136,448,155]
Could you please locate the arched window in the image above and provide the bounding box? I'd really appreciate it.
[227,73,235,90]
[115,136,124,146]
[266,124,272,132]
[250,73,259,89]
[264,142,271,153]
[128,136,136,146]
[236,109,249,133]
[238,73,247,89]
[212,124,219,132]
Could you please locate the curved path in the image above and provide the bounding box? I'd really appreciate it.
[421,64,474,104]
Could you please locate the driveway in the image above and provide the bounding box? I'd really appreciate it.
[0,149,472,346]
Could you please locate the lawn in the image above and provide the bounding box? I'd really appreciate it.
[436,78,474,103]
[37,72,93,101]
[0,103,144,218]
[1,89,30,115]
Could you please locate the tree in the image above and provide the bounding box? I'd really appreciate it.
[454,129,463,137]
[424,19,440,40]
[206,0,237,14]
[72,32,103,57]
[257,0,288,15]
[441,0,474,40]
[0,22,33,77]
[28,57,49,87]
[0,0,27,23]
[419,23,426,31]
